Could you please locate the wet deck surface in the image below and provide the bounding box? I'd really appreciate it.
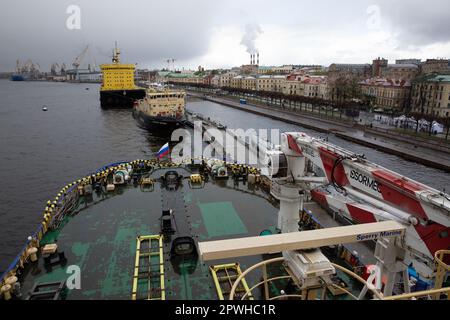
[18,167,279,300]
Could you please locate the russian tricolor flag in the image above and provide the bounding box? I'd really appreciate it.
[157,142,170,159]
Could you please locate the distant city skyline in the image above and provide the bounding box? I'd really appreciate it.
[1,0,449,71]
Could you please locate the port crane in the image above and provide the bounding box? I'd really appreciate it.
[72,45,90,70]
[72,45,90,79]
[199,132,450,298]
[15,59,40,79]
[165,58,176,71]
[50,63,60,75]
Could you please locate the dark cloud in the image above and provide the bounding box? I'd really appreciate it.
[0,0,215,71]
[375,0,450,47]
[0,0,448,71]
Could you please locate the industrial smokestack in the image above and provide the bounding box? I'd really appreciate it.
[257,52,259,65]
[250,54,253,65]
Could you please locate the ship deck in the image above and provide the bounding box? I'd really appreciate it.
[13,163,370,300]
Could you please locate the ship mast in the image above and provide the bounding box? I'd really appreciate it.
[112,41,121,64]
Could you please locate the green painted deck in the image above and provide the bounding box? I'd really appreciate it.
[199,202,248,238]
[15,165,372,300]
[19,168,278,300]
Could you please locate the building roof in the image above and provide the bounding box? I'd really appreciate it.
[157,71,171,77]
[428,75,450,83]
[359,77,411,87]
[330,63,371,69]
[258,75,286,79]
[387,64,419,69]
[166,73,199,78]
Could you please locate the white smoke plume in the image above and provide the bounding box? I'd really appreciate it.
[240,23,263,54]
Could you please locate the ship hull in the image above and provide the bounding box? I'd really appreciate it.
[133,109,184,132]
[100,89,146,109]
[10,75,26,81]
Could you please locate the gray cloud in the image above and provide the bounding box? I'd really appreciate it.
[0,0,216,71]
[375,0,450,47]
[0,0,448,71]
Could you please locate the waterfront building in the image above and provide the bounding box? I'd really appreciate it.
[256,75,286,92]
[302,76,329,98]
[202,74,214,86]
[372,58,419,81]
[283,74,305,96]
[372,58,388,77]
[211,75,220,87]
[395,59,422,65]
[155,71,171,83]
[218,72,238,88]
[241,76,257,91]
[240,64,259,75]
[230,75,243,89]
[359,78,412,111]
[282,75,329,99]
[166,73,203,85]
[328,63,372,80]
[411,75,450,117]
[258,65,294,75]
[382,64,419,81]
[420,59,450,75]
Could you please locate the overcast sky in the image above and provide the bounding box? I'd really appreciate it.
[1,0,449,71]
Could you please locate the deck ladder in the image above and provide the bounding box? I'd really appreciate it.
[210,263,254,300]
[132,235,165,300]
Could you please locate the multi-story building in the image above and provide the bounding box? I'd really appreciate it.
[283,74,306,96]
[372,58,419,80]
[372,58,388,77]
[303,76,329,99]
[230,75,243,89]
[155,71,171,83]
[256,75,286,92]
[202,74,214,86]
[382,64,419,81]
[395,59,421,65]
[420,59,450,75]
[359,78,412,111]
[282,75,329,99]
[211,75,220,87]
[166,73,203,85]
[241,76,257,91]
[411,75,450,117]
[318,80,331,100]
[328,63,372,80]
[218,72,238,88]
[240,64,259,75]
[258,65,294,75]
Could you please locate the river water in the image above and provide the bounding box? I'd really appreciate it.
[0,80,449,272]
